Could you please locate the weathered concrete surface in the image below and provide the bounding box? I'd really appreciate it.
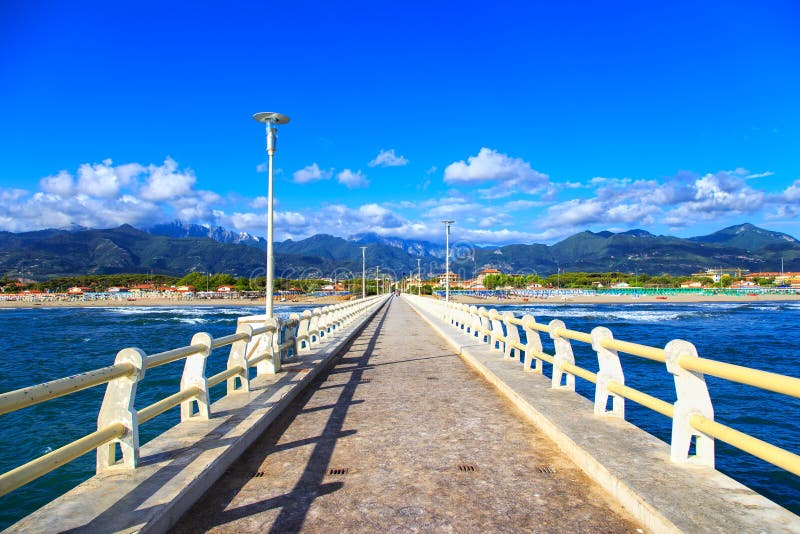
[406,296,800,534]
[5,298,387,534]
[173,297,641,533]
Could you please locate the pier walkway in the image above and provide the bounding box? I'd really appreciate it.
[173,297,640,532]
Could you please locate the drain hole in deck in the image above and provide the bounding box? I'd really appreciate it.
[538,466,556,474]
[329,468,350,475]
[426,377,439,380]
[457,464,476,472]
[358,379,371,384]
[253,471,265,478]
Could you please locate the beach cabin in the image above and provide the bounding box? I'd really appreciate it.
[67,286,91,295]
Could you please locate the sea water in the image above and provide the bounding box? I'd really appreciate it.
[0,302,798,528]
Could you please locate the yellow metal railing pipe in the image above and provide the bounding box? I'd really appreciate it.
[689,414,800,477]
[607,381,674,418]
[211,332,249,350]
[602,338,666,362]
[207,366,245,389]
[0,422,124,498]
[138,386,201,425]
[560,361,597,383]
[249,352,269,367]
[679,356,800,399]
[555,327,593,344]
[0,363,135,416]
[531,349,555,365]
[145,344,206,369]
[252,325,276,336]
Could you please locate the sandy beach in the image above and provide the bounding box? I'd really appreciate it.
[0,295,351,309]
[448,293,800,305]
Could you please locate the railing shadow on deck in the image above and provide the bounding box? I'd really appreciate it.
[176,297,394,532]
[57,370,314,534]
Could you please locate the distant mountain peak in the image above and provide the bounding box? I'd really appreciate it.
[690,223,798,249]
[146,220,266,249]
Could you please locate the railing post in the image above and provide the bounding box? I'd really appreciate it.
[96,347,146,473]
[226,323,253,395]
[489,309,505,352]
[478,307,490,343]
[180,332,212,421]
[521,315,544,374]
[286,314,300,358]
[502,312,519,361]
[309,310,321,346]
[665,339,715,467]
[548,320,575,391]
[591,327,625,418]
[296,310,312,352]
[258,318,280,375]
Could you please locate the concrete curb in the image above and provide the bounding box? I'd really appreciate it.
[405,296,799,534]
[7,297,390,534]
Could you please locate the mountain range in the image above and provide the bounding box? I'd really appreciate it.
[1,222,798,281]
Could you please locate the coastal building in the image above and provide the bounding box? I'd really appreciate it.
[691,268,749,283]
[475,267,501,286]
[67,286,91,294]
[438,272,460,287]
[745,271,800,286]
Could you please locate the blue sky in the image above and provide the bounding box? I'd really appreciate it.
[1,1,799,245]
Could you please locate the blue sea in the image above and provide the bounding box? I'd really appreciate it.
[0,301,799,528]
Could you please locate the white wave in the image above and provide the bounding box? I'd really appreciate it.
[177,318,205,325]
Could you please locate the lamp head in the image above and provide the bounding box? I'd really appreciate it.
[252,112,290,125]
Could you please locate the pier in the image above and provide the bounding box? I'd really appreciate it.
[1,294,799,532]
[173,297,637,532]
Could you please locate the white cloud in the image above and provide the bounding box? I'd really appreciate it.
[293,163,333,184]
[783,180,800,202]
[76,158,138,197]
[504,200,542,211]
[425,202,484,219]
[337,169,369,188]
[140,157,196,201]
[444,148,550,198]
[40,171,75,196]
[251,196,269,209]
[746,171,774,179]
[368,149,409,167]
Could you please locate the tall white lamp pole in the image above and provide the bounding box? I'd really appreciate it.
[253,111,290,317]
[360,246,367,299]
[442,220,454,302]
[417,258,422,297]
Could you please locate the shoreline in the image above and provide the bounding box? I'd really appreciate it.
[448,293,800,305]
[1,292,800,309]
[0,296,350,309]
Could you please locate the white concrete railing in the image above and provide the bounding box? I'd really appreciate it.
[0,295,388,498]
[404,294,800,478]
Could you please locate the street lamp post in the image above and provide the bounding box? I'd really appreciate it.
[360,246,367,299]
[442,220,454,302]
[417,258,422,297]
[253,111,290,318]
[376,266,380,295]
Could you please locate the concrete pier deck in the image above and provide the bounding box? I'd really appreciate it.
[173,297,640,532]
